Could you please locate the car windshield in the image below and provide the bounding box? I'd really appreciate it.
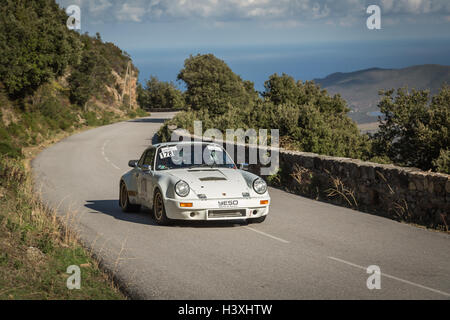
[155,144,235,171]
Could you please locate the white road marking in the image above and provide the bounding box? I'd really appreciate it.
[244,226,290,244]
[102,140,121,170]
[110,163,121,170]
[328,256,450,298]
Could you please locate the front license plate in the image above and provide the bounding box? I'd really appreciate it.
[218,200,239,208]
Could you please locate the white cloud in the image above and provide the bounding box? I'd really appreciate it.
[116,3,146,22]
[56,0,450,25]
[381,0,450,14]
[89,0,112,14]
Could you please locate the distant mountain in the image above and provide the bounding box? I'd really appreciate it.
[314,64,450,124]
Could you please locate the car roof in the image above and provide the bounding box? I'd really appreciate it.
[150,141,222,149]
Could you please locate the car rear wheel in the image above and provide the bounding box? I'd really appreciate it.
[153,190,170,225]
[120,183,141,213]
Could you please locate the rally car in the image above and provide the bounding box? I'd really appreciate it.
[119,141,270,225]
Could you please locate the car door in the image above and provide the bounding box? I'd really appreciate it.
[135,150,148,204]
[138,148,156,207]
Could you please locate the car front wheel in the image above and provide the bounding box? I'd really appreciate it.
[153,190,171,225]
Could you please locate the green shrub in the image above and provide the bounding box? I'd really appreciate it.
[433,149,449,174]
[373,86,450,172]
[0,0,82,96]
[178,54,258,115]
[0,142,22,158]
[137,77,185,110]
[68,50,113,108]
[127,111,137,119]
[0,252,8,266]
[135,108,148,117]
[83,111,100,127]
[37,233,54,254]
[0,126,11,142]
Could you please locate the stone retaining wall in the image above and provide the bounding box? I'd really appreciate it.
[275,149,449,229]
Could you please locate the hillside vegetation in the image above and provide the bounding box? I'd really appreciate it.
[0,0,146,160]
[157,54,449,174]
[0,0,147,299]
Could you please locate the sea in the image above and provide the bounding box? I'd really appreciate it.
[129,39,450,92]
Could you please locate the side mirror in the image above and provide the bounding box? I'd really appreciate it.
[128,160,138,168]
[238,163,249,170]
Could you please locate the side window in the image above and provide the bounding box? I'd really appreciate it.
[143,148,156,169]
[138,151,147,167]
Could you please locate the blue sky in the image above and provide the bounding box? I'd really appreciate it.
[56,0,450,88]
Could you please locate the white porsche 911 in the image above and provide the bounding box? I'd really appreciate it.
[119,141,270,225]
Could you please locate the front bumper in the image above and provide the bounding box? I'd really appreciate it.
[164,197,270,221]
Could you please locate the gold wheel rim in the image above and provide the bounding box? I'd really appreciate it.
[120,185,127,208]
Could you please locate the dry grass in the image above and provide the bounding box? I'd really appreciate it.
[440,213,449,232]
[290,165,358,208]
[290,164,319,200]
[375,170,395,195]
[0,156,125,299]
[0,112,149,300]
[324,172,358,209]
[391,198,412,222]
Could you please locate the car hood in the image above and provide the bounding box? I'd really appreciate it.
[167,168,251,198]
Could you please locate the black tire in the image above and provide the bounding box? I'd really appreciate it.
[119,182,141,213]
[153,190,171,225]
[248,215,267,224]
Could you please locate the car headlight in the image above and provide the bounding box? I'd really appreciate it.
[253,178,267,194]
[175,180,190,197]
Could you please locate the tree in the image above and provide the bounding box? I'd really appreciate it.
[177,54,258,115]
[68,49,112,110]
[261,73,369,158]
[263,73,348,114]
[372,86,450,172]
[262,73,299,105]
[137,76,184,110]
[433,149,449,174]
[0,0,81,96]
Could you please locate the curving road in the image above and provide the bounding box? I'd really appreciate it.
[32,112,450,299]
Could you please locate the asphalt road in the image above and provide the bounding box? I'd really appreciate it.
[32,112,450,299]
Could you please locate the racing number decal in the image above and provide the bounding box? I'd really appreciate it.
[160,150,175,159]
[159,146,177,159]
